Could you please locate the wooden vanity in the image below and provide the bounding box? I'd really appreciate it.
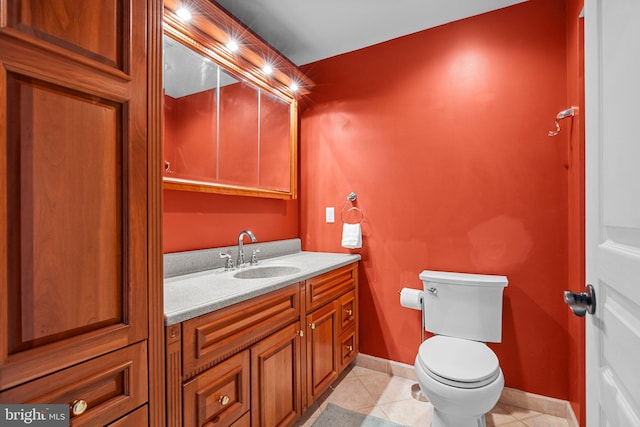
[165,262,358,427]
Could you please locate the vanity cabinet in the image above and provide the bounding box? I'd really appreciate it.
[166,262,358,426]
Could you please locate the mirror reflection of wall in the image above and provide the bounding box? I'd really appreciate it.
[163,36,219,182]
[162,33,293,194]
[218,68,259,187]
[260,92,291,191]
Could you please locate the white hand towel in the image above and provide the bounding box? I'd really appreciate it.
[341,223,362,249]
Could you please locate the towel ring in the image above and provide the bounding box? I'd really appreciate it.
[341,193,364,224]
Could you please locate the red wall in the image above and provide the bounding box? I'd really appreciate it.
[300,0,573,401]
[163,190,298,252]
[565,0,585,424]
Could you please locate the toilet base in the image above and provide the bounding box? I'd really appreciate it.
[432,409,486,427]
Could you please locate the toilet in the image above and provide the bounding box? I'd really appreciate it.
[414,270,508,427]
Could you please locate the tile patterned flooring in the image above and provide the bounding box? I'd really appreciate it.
[295,365,570,427]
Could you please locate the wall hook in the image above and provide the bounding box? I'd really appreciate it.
[548,107,577,137]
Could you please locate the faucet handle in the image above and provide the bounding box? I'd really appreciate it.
[250,248,260,265]
[220,252,234,270]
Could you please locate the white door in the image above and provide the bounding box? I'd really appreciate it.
[584,0,640,426]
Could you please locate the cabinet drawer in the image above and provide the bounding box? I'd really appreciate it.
[338,290,357,334]
[182,284,300,376]
[0,342,148,426]
[230,411,250,427]
[183,351,250,427]
[108,405,148,426]
[305,264,356,312]
[339,326,358,370]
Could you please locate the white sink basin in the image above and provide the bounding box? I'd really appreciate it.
[233,265,301,279]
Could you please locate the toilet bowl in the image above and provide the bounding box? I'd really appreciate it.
[413,270,508,427]
[415,335,504,427]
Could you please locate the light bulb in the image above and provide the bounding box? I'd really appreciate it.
[226,40,239,52]
[262,64,273,75]
[176,7,192,21]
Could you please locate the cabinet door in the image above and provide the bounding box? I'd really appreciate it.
[251,322,302,427]
[305,302,338,405]
[0,0,148,390]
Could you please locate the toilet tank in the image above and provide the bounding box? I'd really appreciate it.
[420,270,508,343]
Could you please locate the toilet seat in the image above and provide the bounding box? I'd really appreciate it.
[417,335,500,389]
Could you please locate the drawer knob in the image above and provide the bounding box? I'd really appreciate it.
[345,345,353,352]
[71,399,88,416]
[219,395,230,406]
[345,309,353,316]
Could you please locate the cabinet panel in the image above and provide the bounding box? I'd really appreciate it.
[305,264,355,312]
[251,322,301,427]
[0,342,148,426]
[2,0,128,71]
[183,350,250,427]
[306,302,338,404]
[6,73,123,348]
[182,285,299,376]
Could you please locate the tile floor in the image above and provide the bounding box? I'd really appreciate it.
[295,365,570,427]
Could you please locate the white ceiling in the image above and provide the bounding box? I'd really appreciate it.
[214,0,528,66]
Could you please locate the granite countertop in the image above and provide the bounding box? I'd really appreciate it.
[164,250,360,325]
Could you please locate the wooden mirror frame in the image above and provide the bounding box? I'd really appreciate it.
[162,0,313,199]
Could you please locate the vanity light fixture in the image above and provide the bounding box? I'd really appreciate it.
[226,40,239,52]
[289,82,299,92]
[262,64,273,75]
[176,7,192,21]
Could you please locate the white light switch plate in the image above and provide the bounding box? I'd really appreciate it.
[326,207,335,223]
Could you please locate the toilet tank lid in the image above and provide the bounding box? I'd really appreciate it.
[419,270,508,287]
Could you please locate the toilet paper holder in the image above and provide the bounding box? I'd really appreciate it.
[398,288,430,403]
[399,288,428,343]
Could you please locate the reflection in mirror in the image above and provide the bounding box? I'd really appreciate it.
[163,35,218,182]
[162,0,312,199]
[218,68,259,187]
[260,92,291,191]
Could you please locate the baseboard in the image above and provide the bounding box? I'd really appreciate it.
[355,353,580,426]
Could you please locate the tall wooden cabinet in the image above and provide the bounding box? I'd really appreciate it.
[0,1,164,425]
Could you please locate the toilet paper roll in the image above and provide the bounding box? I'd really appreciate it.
[400,288,423,310]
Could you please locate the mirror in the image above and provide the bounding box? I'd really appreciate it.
[162,0,310,199]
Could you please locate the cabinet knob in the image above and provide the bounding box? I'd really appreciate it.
[345,345,353,352]
[345,309,353,316]
[297,330,304,337]
[309,323,316,330]
[71,399,88,416]
[219,395,230,406]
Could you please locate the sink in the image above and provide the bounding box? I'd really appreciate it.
[233,266,301,279]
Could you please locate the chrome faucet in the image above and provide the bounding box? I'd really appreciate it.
[237,230,257,267]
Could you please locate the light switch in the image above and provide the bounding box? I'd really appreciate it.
[326,207,335,223]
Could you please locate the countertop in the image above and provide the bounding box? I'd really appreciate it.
[164,251,361,325]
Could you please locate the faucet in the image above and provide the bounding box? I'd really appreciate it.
[237,230,257,267]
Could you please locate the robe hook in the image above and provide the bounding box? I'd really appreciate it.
[548,107,577,137]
